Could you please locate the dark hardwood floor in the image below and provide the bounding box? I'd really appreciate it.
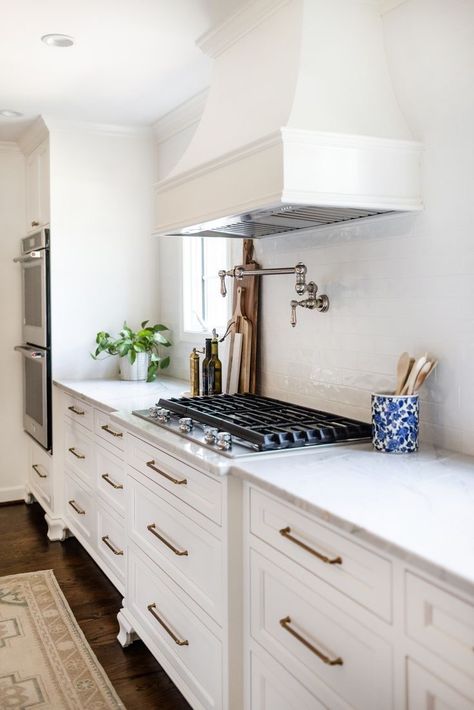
[0,501,191,710]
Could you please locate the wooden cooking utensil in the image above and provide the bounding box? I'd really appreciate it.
[395,352,413,395]
[413,359,438,393]
[401,355,428,395]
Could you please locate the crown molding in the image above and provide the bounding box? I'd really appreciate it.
[197,0,291,59]
[153,89,208,145]
[43,117,153,138]
[17,116,48,155]
[0,141,21,154]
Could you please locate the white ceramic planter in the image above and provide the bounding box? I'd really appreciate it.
[119,353,149,381]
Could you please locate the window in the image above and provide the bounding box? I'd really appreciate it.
[182,236,230,336]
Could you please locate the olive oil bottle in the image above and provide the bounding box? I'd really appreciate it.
[208,331,222,395]
[201,338,212,395]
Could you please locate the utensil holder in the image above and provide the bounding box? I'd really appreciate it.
[371,392,419,453]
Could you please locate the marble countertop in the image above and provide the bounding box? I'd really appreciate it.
[53,377,474,595]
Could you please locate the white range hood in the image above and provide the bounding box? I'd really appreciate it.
[154,0,422,238]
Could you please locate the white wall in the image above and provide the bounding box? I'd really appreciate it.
[0,143,28,501]
[49,124,159,379]
[158,0,474,455]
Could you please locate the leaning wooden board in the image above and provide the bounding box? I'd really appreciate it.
[232,239,260,393]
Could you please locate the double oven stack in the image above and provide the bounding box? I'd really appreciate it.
[14,227,51,451]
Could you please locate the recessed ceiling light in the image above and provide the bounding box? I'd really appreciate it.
[41,33,74,47]
[0,109,23,118]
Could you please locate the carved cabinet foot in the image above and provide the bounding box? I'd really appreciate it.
[117,609,138,647]
[44,514,69,542]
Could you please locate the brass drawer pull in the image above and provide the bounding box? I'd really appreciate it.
[68,447,86,460]
[68,499,85,515]
[279,616,343,666]
[147,603,188,646]
[31,220,40,227]
[146,460,187,486]
[68,405,85,415]
[101,473,123,490]
[101,424,123,438]
[32,464,47,479]
[147,523,188,556]
[101,535,124,556]
[279,527,342,565]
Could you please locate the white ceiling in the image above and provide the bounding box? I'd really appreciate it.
[0,0,217,140]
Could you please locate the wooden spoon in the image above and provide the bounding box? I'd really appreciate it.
[413,359,438,393]
[401,355,428,395]
[395,352,414,395]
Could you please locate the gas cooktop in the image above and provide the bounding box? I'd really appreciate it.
[133,393,371,459]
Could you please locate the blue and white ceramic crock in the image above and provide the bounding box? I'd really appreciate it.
[371,392,419,453]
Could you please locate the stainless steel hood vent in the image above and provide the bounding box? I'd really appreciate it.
[177,204,393,239]
[154,0,422,239]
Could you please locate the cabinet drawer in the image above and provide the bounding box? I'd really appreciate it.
[127,434,222,525]
[128,544,222,710]
[250,645,339,710]
[250,549,392,710]
[407,659,474,709]
[250,487,392,621]
[64,420,95,486]
[64,469,95,545]
[95,410,125,452]
[128,471,223,624]
[63,394,93,431]
[97,504,126,585]
[29,441,52,507]
[406,573,474,679]
[96,444,125,515]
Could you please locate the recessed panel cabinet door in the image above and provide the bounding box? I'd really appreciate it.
[407,660,474,710]
[26,139,50,230]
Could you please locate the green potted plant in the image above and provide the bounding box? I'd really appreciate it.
[91,321,172,382]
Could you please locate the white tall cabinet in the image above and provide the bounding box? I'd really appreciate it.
[25,138,50,231]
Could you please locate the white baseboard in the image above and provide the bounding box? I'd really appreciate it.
[0,485,25,503]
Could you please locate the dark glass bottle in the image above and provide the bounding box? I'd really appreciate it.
[208,335,222,395]
[201,338,212,395]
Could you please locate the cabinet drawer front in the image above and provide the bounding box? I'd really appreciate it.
[95,410,125,452]
[407,659,474,710]
[64,420,95,486]
[250,487,392,621]
[29,442,52,506]
[64,394,93,431]
[406,573,474,678]
[250,646,343,710]
[128,472,223,623]
[96,445,125,515]
[127,434,222,524]
[250,550,392,710]
[97,505,126,582]
[64,470,95,544]
[128,545,222,710]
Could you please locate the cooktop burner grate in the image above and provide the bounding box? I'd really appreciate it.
[156,393,371,450]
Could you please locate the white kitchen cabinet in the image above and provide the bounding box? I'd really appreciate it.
[25,138,50,231]
[244,484,474,710]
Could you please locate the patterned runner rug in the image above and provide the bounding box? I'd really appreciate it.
[0,569,125,709]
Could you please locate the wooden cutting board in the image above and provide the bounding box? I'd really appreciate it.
[232,239,260,393]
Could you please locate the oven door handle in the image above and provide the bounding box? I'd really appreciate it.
[14,346,46,360]
[13,251,43,264]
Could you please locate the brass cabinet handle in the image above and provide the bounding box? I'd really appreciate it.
[68,447,86,460]
[101,424,123,438]
[279,616,343,666]
[146,460,187,486]
[68,499,86,515]
[31,220,40,227]
[147,603,189,646]
[147,523,188,556]
[101,473,123,490]
[68,405,85,415]
[101,535,124,556]
[32,464,47,479]
[279,527,342,565]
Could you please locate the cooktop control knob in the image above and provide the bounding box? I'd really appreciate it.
[148,406,159,418]
[204,426,219,445]
[216,432,232,451]
[179,417,193,433]
[156,408,171,423]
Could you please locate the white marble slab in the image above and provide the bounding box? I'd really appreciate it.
[53,378,474,595]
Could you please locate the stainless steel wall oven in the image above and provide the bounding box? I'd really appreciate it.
[14,227,51,450]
